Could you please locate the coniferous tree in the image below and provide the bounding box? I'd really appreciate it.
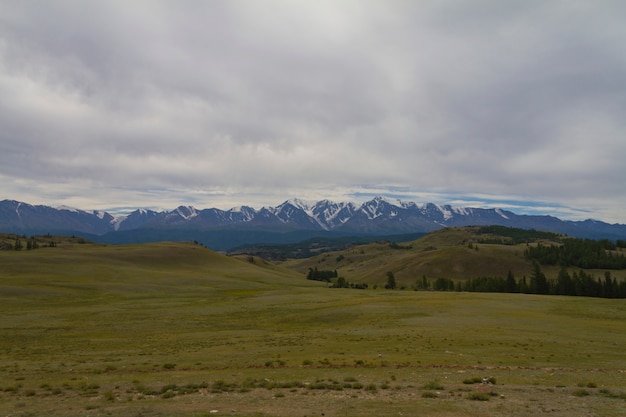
[505,270,517,293]
[385,272,397,289]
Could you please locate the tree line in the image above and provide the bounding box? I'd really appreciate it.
[412,265,626,298]
[524,238,626,269]
[306,267,338,282]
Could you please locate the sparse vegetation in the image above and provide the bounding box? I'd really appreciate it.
[1,234,625,416]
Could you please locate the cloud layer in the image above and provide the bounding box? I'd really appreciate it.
[1,1,625,222]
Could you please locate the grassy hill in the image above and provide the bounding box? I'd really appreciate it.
[1,236,626,416]
[281,226,626,287]
[0,237,315,296]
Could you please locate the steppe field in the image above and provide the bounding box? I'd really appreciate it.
[1,239,625,416]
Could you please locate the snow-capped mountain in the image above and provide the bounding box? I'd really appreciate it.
[1,197,625,250]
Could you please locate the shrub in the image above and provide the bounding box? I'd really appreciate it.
[463,377,483,384]
[599,389,626,399]
[163,363,176,370]
[573,389,590,397]
[422,391,438,398]
[467,392,491,401]
[365,384,377,392]
[160,384,178,393]
[211,380,237,393]
[422,380,445,390]
[463,376,496,385]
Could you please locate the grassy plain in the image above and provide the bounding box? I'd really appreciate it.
[1,239,626,416]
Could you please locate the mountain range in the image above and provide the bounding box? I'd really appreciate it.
[1,197,625,251]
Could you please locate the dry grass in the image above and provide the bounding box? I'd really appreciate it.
[1,240,626,416]
[282,227,626,287]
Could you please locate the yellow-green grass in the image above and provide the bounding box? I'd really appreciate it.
[1,242,626,416]
[282,227,626,286]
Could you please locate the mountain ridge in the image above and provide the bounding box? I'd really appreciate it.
[1,197,625,250]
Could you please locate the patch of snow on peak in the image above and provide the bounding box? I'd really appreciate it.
[436,205,454,220]
[57,205,81,213]
[228,206,255,221]
[453,207,471,216]
[495,208,509,219]
[111,214,128,231]
[176,206,198,220]
[285,198,316,211]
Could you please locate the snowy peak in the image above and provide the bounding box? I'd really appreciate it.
[227,206,256,222]
[271,200,319,228]
[175,206,198,220]
[1,197,625,244]
[284,198,315,211]
[310,200,356,230]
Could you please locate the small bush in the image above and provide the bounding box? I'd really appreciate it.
[422,391,438,398]
[160,384,178,393]
[422,380,444,390]
[467,392,491,401]
[599,389,626,399]
[365,384,377,392]
[573,389,590,397]
[463,377,483,384]
[211,380,237,393]
[163,363,176,370]
[463,377,496,385]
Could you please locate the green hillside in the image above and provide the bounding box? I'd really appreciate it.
[2,236,626,416]
[0,238,314,297]
[281,227,626,287]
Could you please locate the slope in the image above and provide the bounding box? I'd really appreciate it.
[281,226,626,287]
[0,239,314,301]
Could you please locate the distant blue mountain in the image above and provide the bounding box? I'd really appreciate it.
[1,197,624,251]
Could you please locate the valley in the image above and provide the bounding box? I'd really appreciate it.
[1,230,625,416]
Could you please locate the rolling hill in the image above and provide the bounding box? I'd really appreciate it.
[280,226,626,288]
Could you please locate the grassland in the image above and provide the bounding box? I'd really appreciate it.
[1,238,626,416]
[282,227,626,287]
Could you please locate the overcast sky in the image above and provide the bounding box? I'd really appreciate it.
[1,1,625,222]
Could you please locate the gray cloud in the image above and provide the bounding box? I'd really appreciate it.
[0,0,625,222]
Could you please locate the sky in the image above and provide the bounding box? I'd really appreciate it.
[1,1,625,223]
